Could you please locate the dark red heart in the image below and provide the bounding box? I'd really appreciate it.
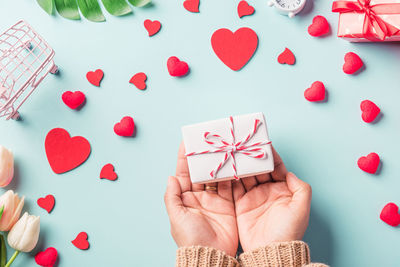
[72,232,89,250]
[360,100,380,123]
[129,72,147,90]
[357,152,380,174]
[343,52,363,74]
[380,203,400,227]
[86,69,104,86]
[37,194,55,213]
[100,163,118,181]
[45,128,91,174]
[62,91,85,109]
[144,19,161,36]
[277,48,295,65]
[237,1,254,18]
[304,81,325,102]
[308,15,330,37]
[35,247,58,267]
[167,56,189,77]
[114,116,135,137]
[211,27,258,71]
[183,0,199,13]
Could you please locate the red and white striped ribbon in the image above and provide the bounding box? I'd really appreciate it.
[186,116,271,180]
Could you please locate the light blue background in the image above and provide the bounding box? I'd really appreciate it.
[0,0,399,266]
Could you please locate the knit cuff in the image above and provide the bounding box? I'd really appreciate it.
[239,241,311,267]
[176,246,240,267]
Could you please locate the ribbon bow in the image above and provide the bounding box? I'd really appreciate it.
[186,116,271,180]
[332,0,400,41]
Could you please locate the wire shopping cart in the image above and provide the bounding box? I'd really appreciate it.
[0,20,58,120]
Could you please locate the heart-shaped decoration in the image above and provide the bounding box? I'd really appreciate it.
[237,0,254,18]
[100,163,118,181]
[45,128,91,174]
[167,56,189,77]
[72,232,89,250]
[304,81,325,102]
[130,72,147,90]
[343,52,363,74]
[37,194,55,213]
[86,69,104,86]
[211,27,258,71]
[144,19,161,37]
[35,247,58,267]
[360,100,380,123]
[380,203,400,227]
[308,15,330,37]
[183,0,199,13]
[357,152,380,174]
[114,116,135,137]
[62,91,85,109]
[277,48,295,65]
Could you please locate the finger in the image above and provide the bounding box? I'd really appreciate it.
[271,146,288,181]
[286,172,312,211]
[218,180,233,201]
[164,176,184,217]
[232,179,246,202]
[255,173,272,184]
[176,142,192,192]
[205,182,218,194]
[241,176,258,191]
[192,183,204,192]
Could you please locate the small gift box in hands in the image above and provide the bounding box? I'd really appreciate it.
[182,113,274,184]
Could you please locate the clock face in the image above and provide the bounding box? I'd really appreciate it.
[275,0,303,10]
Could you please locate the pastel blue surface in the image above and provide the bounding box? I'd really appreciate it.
[1,0,400,266]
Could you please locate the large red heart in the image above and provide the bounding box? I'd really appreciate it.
[360,100,380,123]
[211,27,258,71]
[62,91,85,109]
[167,56,189,77]
[86,69,104,86]
[72,232,89,250]
[45,128,91,174]
[304,81,325,102]
[237,1,254,18]
[308,15,330,37]
[37,194,55,213]
[357,152,380,174]
[129,72,147,90]
[183,0,199,13]
[343,52,363,74]
[277,48,295,65]
[100,163,118,181]
[380,203,400,227]
[114,116,135,137]
[144,19,161,37]
[35,247,58,267]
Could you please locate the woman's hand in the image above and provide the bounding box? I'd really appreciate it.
[164,143,238,257]
[233,147,312,252]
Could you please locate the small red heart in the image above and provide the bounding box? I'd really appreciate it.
[62,91,85,109]
[167,56,189,77]
[183,0,199,13]
[380,203,400,227]
[343,52,364,75]
[358,152,380,174]
[100,163,118,181]
[277,48,295,65]
[144,19,161,37]
[304,81,325,102]
[114,116,135,137]
[72,232,89,250]
[45,128,91,174]
[86,69,104,86]
[129,72,147,90]
[360,100,380,123]
[37,194,55,213]
[237,1,255,18]
[308,15,330,37]
[35,247,58,267]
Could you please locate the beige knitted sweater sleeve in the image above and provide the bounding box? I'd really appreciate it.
[176,241,328,267]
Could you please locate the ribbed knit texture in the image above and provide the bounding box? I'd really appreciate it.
[176,246,240,267]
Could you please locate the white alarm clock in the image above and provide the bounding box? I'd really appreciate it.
[268,0,306,18]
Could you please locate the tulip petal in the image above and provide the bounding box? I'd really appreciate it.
[8,212,40,252]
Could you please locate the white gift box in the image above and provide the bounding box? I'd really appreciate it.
[182,112,274,184]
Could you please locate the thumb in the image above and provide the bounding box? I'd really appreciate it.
[164,176,184,218]
[287,172,312,211]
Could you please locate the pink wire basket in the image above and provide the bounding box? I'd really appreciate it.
[0,20,58,120]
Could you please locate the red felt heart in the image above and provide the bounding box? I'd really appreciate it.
[45,128,91,174]
[114,116,135,137]
[61,91,85,109]
[277,48,295,65]
[360,100,380,123]
[72,232,89,250]
[308,15,330,37]
[237,0,254,18]
[35,247,58,267]
[357,152,380,174]
[129,72,147,90]
[380,203,400,227]
[304,81,325,102]
[144,19,161,37]
[183,0,199,13]
[343,52,363,74]
[37,194,55,213]
[167,56,189,77]
[100,163,118,181]
[211,27,258,71]
[86,69,104,86]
